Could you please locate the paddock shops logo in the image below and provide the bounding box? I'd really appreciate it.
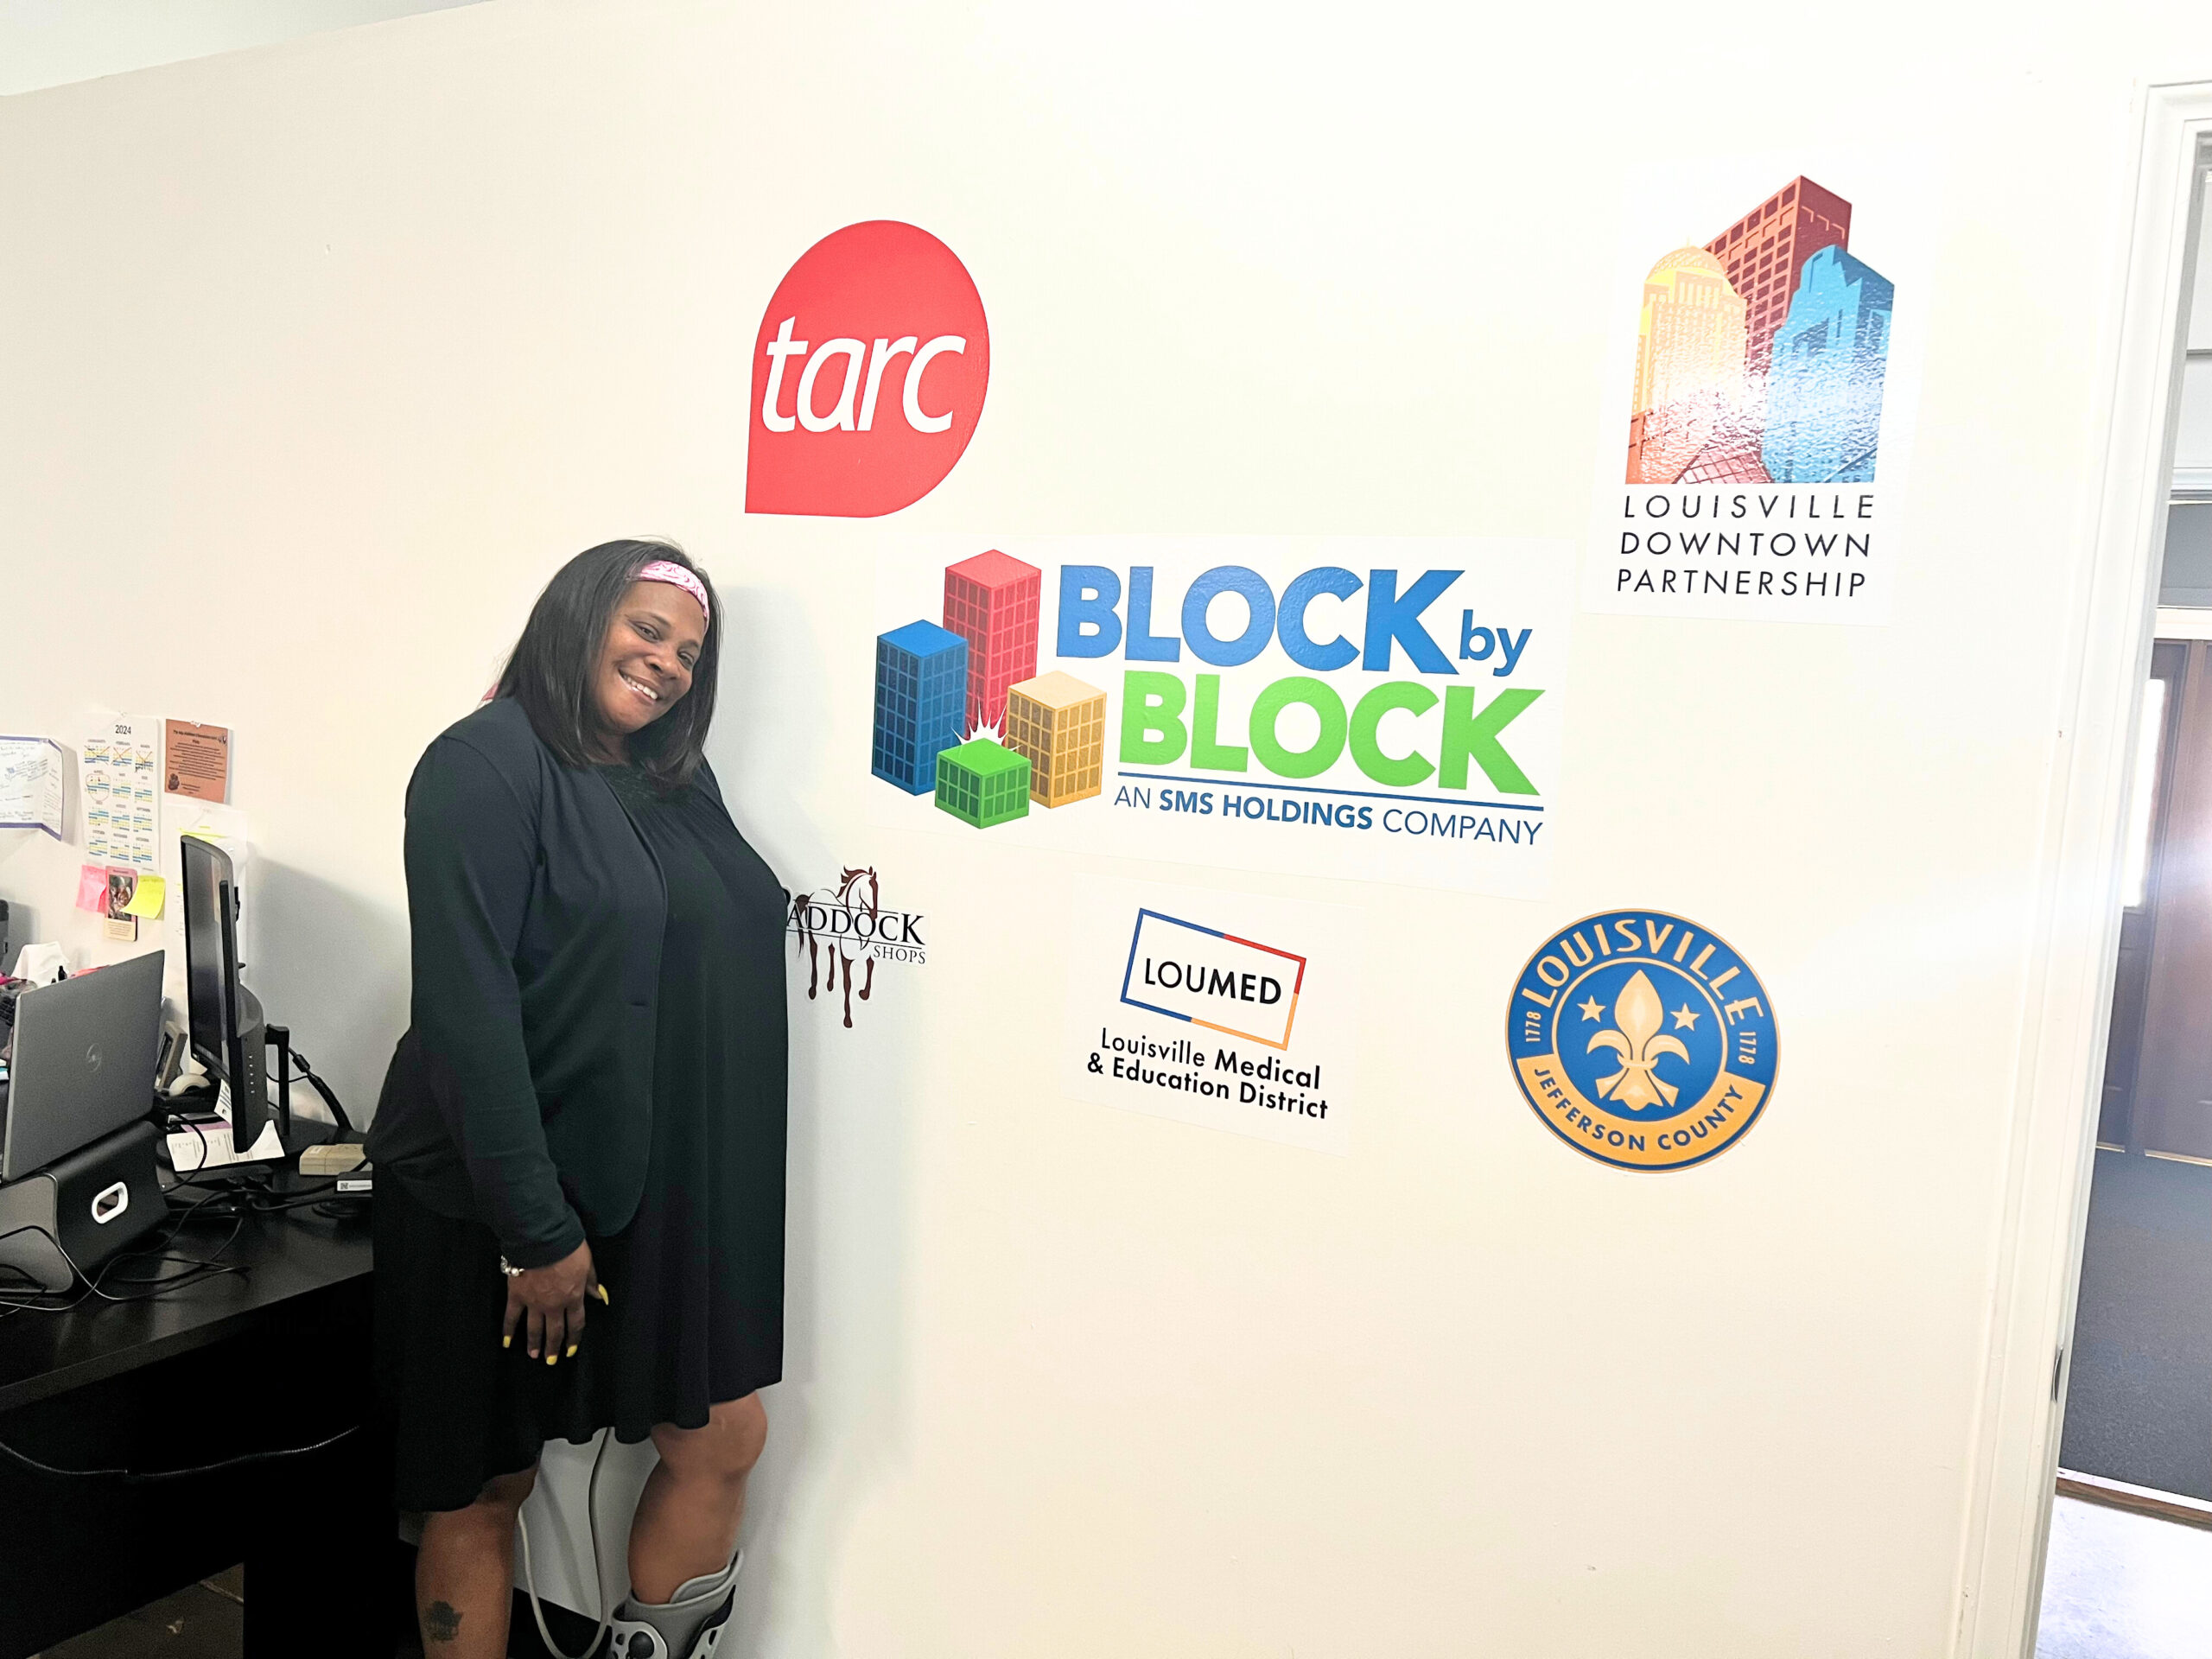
[1063,877,1359,1155]
[747,221,989,518]
[786,865,926,1028]
[1584,159,1930,625]
[872,537,1573,899]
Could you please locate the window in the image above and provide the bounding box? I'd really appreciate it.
[2161,502,2212,605]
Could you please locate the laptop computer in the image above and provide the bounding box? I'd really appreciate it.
[0,950,165,1182]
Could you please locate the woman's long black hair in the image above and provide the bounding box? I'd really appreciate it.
[496,538,722,792]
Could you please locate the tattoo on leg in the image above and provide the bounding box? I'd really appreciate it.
[424,1600,463,1643]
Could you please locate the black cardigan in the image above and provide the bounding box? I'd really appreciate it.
[367,697,724,1268]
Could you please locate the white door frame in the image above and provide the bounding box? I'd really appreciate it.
[1953,80,2212,1659]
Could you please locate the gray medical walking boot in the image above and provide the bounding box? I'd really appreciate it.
[607,1547,741,1658]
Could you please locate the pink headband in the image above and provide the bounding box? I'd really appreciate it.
[637,559,710,624]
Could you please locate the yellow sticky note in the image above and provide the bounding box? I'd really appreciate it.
[121,874,166,918]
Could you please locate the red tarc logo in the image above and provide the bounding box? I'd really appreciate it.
[746,221,990,518]
[786,866,929,1028]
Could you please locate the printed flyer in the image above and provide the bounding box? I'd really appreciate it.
[871,536,1571,897]
[1060,875,1361,1154]
[1585,156,1931,625]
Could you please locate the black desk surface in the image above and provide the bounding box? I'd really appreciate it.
[0,1162,385,1659]
[0,1188,373,1414]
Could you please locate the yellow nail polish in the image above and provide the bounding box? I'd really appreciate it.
[546,1354,558,1366]
[566,1344,577,1358]
[502,1336,512,1349]
[597,1286,611,1306]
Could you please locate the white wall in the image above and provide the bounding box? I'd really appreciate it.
[0,0,481,97]
[0,2,2191,1655]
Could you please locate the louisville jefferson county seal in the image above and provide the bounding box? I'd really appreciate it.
[1506,911,1777,1172]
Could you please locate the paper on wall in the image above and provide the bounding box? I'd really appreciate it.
[0,737,64,838]
[871,536,1572,899]
[1061,874,1363,1155]
[1581,150,1935,626]
[162,719,230,802]
[83,715,159,870]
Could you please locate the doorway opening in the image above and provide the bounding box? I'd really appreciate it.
[2036,169,2212,1659]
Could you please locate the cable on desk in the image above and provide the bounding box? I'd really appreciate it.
[0,1421,361,1484]
[175,1039,355,1137]
[281,1043,355,1137]
[0,1211,366,1480]
[168,1114,212,1173]
[0,1206,248,1319]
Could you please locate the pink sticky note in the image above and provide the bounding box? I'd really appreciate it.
[75,864,107,912]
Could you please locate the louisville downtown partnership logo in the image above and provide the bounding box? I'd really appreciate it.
[1506,911,1777,1172]
[1590,166,1928,626]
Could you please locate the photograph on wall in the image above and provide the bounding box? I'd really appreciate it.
[1584,156,1932,625]
[1061,875,1361,1155]
[870,536,1572,898]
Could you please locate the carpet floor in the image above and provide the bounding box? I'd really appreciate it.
[2060,1148,2212,1501]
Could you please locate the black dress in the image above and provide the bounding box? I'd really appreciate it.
[375,763,788,1513]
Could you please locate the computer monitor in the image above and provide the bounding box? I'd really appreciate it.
[180,836,267,1153]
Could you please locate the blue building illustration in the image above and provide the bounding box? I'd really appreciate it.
[1760,245,1895,484]
[873,620,969,794]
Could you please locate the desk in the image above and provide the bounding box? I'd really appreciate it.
[0,1190,386,1658]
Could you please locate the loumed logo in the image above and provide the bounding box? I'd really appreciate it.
[1506,911,1777,1171]
[1118,908,1306,1051]
[747,221,989,518]
[1063,876,1354,1155]
[786,865,927,1028]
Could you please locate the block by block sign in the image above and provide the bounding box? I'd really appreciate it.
[1003,671,1106,807]
[942,550,1042,733]
[934,737,1031,829]
[873,620,969,795]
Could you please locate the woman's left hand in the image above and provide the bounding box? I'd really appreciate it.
[502,1241,607,1362]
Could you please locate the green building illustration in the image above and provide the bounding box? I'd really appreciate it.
[934,737,1031,829]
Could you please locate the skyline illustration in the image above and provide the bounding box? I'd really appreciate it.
[1626,175,1894,487]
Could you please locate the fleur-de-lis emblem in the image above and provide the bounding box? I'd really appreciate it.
[1586,969,1690,1111]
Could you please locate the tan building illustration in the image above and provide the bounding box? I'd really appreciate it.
[1003,671,1107,807]
[1631,247,1748,417]
[1627,246,1760,484]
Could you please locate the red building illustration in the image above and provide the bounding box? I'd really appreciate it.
[1705,176,1852,382]
[942,549,1042,733]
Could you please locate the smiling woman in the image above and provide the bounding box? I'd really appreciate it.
[495,543,721,790]
[364,540,788,1659]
